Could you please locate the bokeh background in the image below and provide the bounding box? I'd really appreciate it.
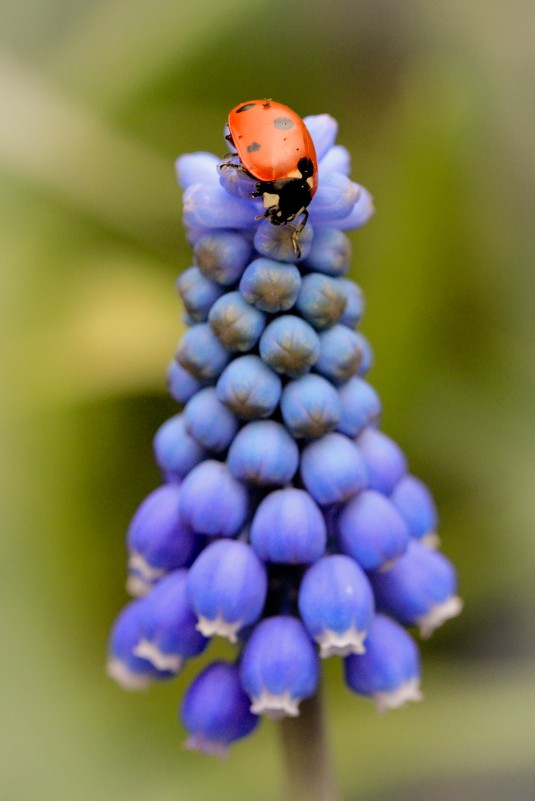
[2,1,534,799]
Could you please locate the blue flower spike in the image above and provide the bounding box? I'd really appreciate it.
[108,103,461,754]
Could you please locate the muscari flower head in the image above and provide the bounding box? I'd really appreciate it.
[108,105,462,757]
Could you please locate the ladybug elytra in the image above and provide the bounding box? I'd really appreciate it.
[221,99,318,255]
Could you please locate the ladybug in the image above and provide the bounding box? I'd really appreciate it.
[222,99,318,255]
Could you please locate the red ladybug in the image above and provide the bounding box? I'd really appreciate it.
[222,99,318,254]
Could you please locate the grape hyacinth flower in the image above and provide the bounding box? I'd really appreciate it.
[108,104,462,784]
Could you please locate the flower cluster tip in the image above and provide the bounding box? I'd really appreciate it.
[107,107,461,756]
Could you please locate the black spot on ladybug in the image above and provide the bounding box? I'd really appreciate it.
[247,141,261,153]
[274,117,294,130]
[237,103,256,113]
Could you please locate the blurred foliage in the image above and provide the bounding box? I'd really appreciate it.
[1,0,535,799]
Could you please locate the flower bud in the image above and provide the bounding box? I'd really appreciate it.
[216,354,282,419]
[318,145,351,177]
[107,599,172,690]
[153,414,207,481]
[370,540,463,637]
[309,173,361,223]
[337,489,410,571]
[176,323,230,381]
[176,266,224,322]
[302,227,351,276]
[338,279,364,328]
[183,183,257,230]
[390,474,439,546]
[133,569,208,672]
[178,460,248,537]
[281,373,341,438]
[357,428,407,494]
[336,377,381,438]
[175,152,219,188]
[186,540,267,642]
[259,315,320,377]
[181,661,258,757]
[240,617,319,718]
[344,614,423,712]
[296,273,347,330]
[239,257,301,312]
[335,185,374,230]
[194,231,253,286]
[228,420,299,486]
[303,114,338,160]
[183,387,239,452]
[208,291,266,352]
[298,555,375,657]
[254,219,313,263]
[316,325,365,384]
[166,359,204,405]
[126,484,197,592]
[300,432,367,505]
[250,488,327,564]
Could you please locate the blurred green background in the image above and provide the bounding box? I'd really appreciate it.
[2,0,534,799]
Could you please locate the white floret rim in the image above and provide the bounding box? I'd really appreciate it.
[420,531,441,549]
[250,690,300,719]
[373,676,423,713]
[106,658,152,691]
[128,551,166,583]
[417,595,464,638]
[316,626,367,658]
[196,614,242,644]
[184,733,229,760]
[126,573,153,597]
[133,639,184,673]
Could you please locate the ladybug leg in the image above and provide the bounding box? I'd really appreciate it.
[295,208,309,234]
[219,157,244,172]
[290,226,302,259]
[289,210,309,258]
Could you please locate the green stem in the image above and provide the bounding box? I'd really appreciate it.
[278,688,339,801]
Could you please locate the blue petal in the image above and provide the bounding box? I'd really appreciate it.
[181,661,258,756]
[303,114,338,161]
[228,420,299,486]
[187,540,267,635]
[183,388,239,452]
[183,183,260,230]
[337,489,410,571]
[175,152,220,188]
[309,173,362,222]
[319,145,351,177]
[178,460,249,537]
[194,231,253,286]
[153,414,207,481]
[240,616,319,715]
[216,354,282,419]
[250,488,327,564]
[300,432,368,505]
[330,185,375,231]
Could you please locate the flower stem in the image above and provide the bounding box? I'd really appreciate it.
[278,688,339,801]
